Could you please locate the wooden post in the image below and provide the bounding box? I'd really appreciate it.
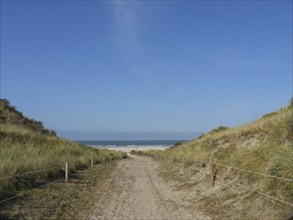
[103,157,105,164]
[110,156,112,163]
[210,160,218,186]
[65,162,68,182]
[91,158,94,167]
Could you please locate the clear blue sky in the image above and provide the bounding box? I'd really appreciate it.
[1,0,292,140]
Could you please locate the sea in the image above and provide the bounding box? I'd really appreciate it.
[76,140,185,150]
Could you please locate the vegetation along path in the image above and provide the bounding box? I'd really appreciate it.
[89,156,209,220]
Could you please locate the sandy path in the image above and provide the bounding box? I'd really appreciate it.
[89,156,209,220]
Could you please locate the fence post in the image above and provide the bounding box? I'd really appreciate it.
[91,158,94,167]
[65,162,68,182]
[210,160,218,186]
[110,156,112,163]
[103,157,105,164]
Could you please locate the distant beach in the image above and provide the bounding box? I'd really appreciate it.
[76,140,185,153]
[96,146,169,153]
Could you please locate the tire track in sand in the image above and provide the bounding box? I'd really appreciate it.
[89,156,209,220]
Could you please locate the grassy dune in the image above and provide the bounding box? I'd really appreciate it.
[137,99,293,219]
[0,99,127,193]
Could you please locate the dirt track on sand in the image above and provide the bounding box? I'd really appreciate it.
[89,156,209,220]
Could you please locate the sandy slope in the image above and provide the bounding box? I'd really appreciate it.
[89,156,209,220]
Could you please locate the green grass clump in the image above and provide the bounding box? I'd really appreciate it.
[0,99,127,193]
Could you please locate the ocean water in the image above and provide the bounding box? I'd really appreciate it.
[76,140,185,149]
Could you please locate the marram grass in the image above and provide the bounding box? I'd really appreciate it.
[0,99,127,192]
[136,100,293,219]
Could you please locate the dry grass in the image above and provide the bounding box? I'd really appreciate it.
[0,160,120,219]
[0,99,127,197]
[139,101,293,219]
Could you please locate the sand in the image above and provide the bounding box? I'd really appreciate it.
[89,156,209,219]
[96,146,168,154]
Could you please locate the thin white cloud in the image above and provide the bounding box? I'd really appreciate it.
[112,1,144,56]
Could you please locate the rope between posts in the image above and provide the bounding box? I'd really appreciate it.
[0,165,63,181]
[212,162,293,182]
[0,156,118,205]
[171,157,293,182]
[0,155,115,181]
[216,174,293,207]
[0,178,62,205]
